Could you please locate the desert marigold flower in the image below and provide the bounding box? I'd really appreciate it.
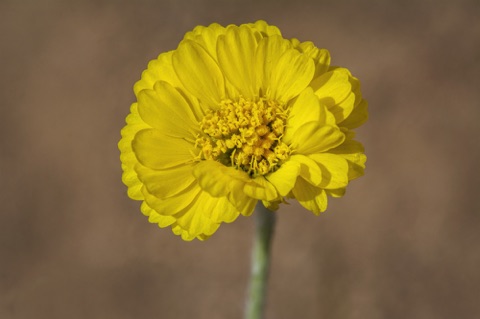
[119,20,368,241]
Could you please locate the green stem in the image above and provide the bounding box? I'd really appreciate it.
[245,202,276,319]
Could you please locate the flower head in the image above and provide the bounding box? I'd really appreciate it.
[119,21,368,241]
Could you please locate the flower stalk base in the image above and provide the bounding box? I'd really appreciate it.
[245,202,276,319]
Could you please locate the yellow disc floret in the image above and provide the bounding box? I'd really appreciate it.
[196,97,291,177]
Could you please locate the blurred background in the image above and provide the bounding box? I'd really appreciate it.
[1,0,479,318]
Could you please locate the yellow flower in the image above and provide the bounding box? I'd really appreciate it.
[119,21,368,241]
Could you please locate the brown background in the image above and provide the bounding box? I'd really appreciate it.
[1,0,479,318]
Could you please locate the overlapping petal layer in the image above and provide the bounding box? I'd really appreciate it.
[119,20,367,240]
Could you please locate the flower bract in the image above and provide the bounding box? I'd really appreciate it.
[119,20,368,241]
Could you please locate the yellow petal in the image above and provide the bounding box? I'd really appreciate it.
[327,68,366,129]
[133,51,181,96]
[132,129,197,169]
[171,212,213,241]
[217,25,259,98]
[290,122,345,154]
[183,23,240,100]
[135,162,196,199]
[173,189,240,240]
[244,176,279,201]
[289,37,300,47]
[308,153,349,189]
[329,139,367,180]
[292,178,328,215]
[137,81,200,138]
[183,23,226,61]
[339,98,368,129]
[265,160,301,196]
[199,191,242,224]
[119,103,150,200]
[326,188,346,198]
[228,182,258,216]
[175,200,216,236]
[311,68,355,122]
[172,222,218,241]
[173,40,225,107]
[262,200,280,211]
[296,41,331,78]
[193,160,257,216]
[193,160,248,197]
[120,166,144,200]
[142,183,201,216]
[269,49,315,102]
[283,88,334,144]
[141,202,176,228]
[182,24,237,102]
[290,154,323,186]
[255,35,292,96]
[349,73,363,102]
[249,20,282,37]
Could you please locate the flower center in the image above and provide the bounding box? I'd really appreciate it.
[196,97,291,177]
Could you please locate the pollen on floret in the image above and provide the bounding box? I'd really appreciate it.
[196,97,292,177]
